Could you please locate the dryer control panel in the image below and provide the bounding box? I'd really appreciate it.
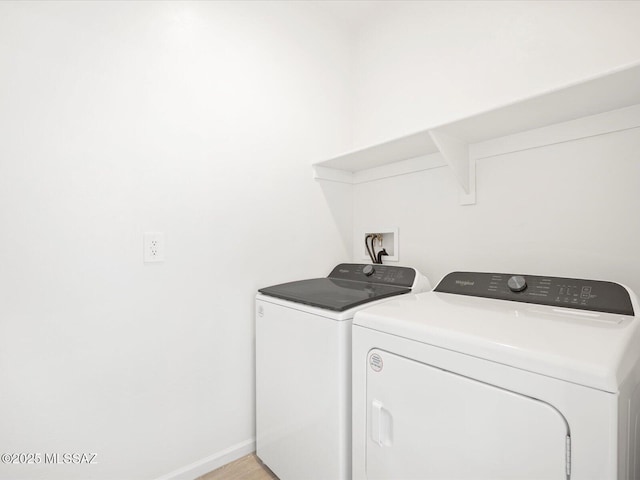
[435,272,634,316]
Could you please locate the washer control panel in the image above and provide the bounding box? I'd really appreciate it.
[435,272,634,316]
[329,263,416,288]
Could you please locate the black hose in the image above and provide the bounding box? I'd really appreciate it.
[370,235,379,264]
[365,234,376,263]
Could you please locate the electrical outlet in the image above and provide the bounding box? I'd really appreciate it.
[144,232,165,263]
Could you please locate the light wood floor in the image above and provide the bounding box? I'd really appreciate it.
[197,454,278,480]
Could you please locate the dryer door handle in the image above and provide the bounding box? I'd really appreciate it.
[371,399,392,447]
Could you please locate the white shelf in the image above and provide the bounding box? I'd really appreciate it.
[313,62,640,205]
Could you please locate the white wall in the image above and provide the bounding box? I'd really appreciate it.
[0,2,352,479]
[350,1,640,295]
[354,128,640,292]
[353,0,640,146]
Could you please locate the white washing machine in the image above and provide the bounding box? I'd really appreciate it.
[256,263,430,480]
[352,271,640,480]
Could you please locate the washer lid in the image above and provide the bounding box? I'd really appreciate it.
[354,291,640,393]
[258,278,410,312]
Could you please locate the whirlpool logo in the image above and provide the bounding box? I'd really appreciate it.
[455,280,475,287]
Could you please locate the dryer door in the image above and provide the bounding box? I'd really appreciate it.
[365,349,570,479]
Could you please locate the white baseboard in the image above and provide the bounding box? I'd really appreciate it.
[154,438,256,480]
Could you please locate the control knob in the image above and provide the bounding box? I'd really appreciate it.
[363,265,375,277]
[507,275,527,292]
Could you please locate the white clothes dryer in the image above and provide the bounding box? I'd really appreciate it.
[256,263,430,480]
[352,271,640,480]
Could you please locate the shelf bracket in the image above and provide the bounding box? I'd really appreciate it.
[428,129,476,205]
